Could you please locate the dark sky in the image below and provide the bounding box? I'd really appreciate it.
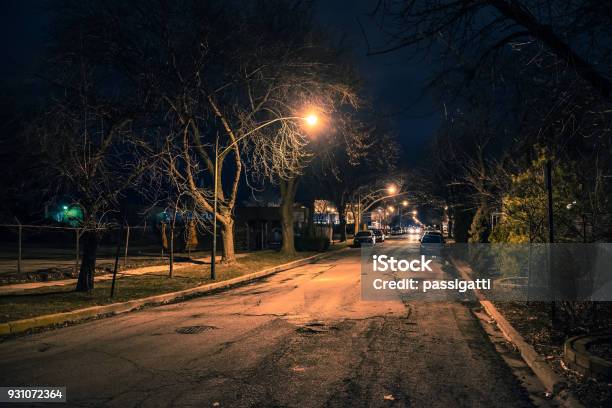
[0,1,49,108]
[315,0,440,161]
[1,0,440,158]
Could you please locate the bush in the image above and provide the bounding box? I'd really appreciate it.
[468,205,490,243]
[295,236,330,252]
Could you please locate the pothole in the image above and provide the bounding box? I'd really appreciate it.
[295,321,338,335]
[175,325,218,334]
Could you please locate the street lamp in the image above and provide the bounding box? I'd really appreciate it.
[402,200,408,207]
[305,114,318,126]
[387,185,397,194]
[210,113,320,280]
[412,210,417,216]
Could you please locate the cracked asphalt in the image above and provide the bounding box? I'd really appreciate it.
[0,236,534,407]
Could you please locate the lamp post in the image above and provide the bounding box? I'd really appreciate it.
[210,113,320,280]
[355,185,394,232]
[356,185,404,230]
[400,200,408,229]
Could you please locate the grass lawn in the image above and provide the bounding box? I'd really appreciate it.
[0,250,321,323]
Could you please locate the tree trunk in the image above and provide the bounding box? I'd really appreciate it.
[280,177,298,255]
[220,218,236,263]
[76,229,98,292]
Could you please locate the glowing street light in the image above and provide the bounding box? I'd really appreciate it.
[402,200,408,207]
[305,114,318,126]
[412,210,417,216]
[387,185,397,194]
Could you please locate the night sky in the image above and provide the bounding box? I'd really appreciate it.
[1,0,440,160]
[315,0,440,162]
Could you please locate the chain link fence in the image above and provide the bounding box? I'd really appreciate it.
[0,223,215,283]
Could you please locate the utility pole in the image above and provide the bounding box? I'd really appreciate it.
[211,136,219,280]
[357,193,361,232]
[545,158,556,327]
[545,160,554,244]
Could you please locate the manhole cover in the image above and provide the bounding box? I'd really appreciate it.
[175,325,217,334]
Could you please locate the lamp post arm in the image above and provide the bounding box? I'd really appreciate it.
[358,187,391,204]
[362,192,409,213]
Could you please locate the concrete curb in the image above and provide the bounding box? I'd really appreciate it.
[450,258,584,407]
[0,249,346,337]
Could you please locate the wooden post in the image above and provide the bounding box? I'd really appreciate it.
[75,228,80,273]
[123,225,130,269]
[17,223,22,274]
[245,222,250,251]
[261,221,265,250]
[169,224,174,278]
[110,224,124,298]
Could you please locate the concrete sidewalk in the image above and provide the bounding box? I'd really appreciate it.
[0,254,247,296]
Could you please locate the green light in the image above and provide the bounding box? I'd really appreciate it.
[62,206,68,210]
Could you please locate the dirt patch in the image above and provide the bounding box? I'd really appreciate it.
[493,301,612,407]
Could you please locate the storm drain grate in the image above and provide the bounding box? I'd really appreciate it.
[175,325,217,334]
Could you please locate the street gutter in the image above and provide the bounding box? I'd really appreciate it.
[0,249,346,338]
[451,258,584,408]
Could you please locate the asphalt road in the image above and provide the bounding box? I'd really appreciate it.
[0,236,534,407]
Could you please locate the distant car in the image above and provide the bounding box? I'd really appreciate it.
[353,230,376,247]
[390,226,403,235]
[372,229,385,242]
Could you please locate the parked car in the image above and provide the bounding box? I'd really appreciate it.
[420,233,444,243]
[420,232,445,258]
[372,229,385,242]
[353,230,376,247]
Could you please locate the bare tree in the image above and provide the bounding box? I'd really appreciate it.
[369,0,612,102]
[40,60,145,291]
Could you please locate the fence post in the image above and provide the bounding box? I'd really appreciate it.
[17,223,22,274]
[110,223,124,298]
[75,228,80,273]
[245,222,250,250]
[123,225,130,269]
